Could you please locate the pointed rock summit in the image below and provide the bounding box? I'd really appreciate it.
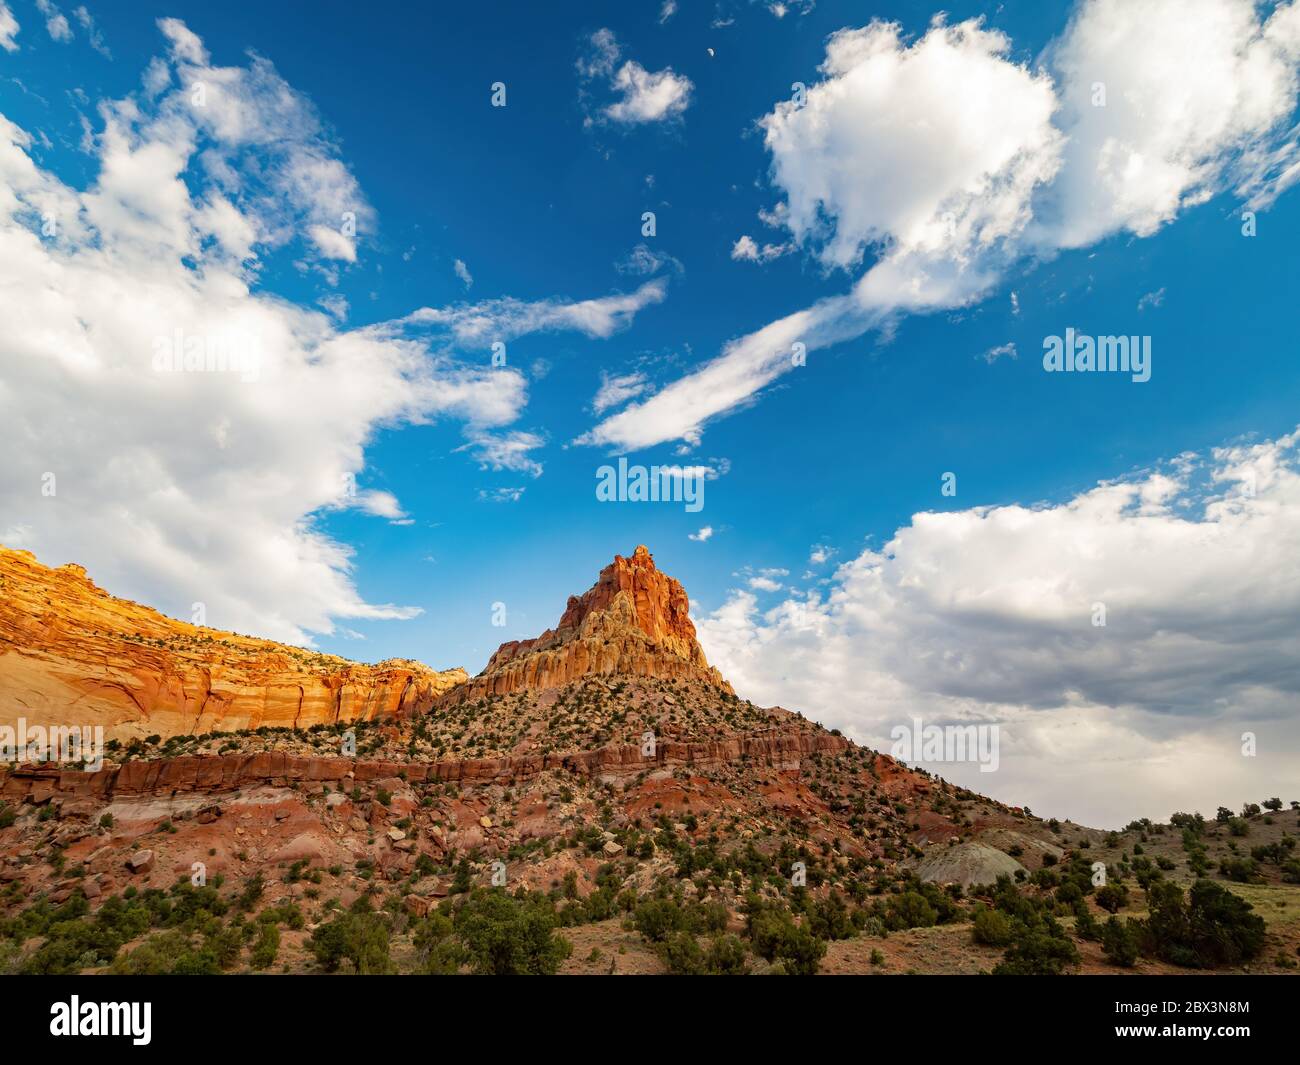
[448,545,733,701]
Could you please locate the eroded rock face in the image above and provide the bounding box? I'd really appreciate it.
[448,545,733,701]
[911,841,1028,890]
[0,546,467,741]
[0,725,847,802]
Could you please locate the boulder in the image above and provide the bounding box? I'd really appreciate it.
[403,894,432,918]
[127,849,155,874]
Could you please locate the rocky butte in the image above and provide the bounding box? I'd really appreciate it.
[445,544,733,702]
[0,542,1288,979]
[0,545,466,740]
[0,542,729,741]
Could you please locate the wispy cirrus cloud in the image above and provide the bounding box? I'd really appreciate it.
[477,486,526,503]
[403,277,667,347]
[979,342,1018,364]
[582,0,1300,453]
[74,5,109,57]
[458,429,546,478]
[591,371,649,415]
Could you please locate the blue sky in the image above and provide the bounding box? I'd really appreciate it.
[3,0,1299,823]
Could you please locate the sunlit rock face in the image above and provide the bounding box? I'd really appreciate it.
[0,545,467,741]
[446,545,733,702]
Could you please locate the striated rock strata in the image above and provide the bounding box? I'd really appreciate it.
[0,546,466,741]
[447,545,732,702]
[0,726,848,802]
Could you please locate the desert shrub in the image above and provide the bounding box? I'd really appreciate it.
[110,930,221,975]
[1073,901,1101,941]
[745,901,826,975]
[1251,838,1296,865]
[885,891,937,930]
[452,889,571,976]
[633,898,688,943]
[658,929,750,975]
[258,902,305,931]
[20,919,119,975]
[208,924,242,969]
[450,859,473,895]
[693,900,730,934]
[1137,879,1265,969]
[1101,916,1140,968]
[991,915,1080,976]
[249,923,279,970]
[412,912,466,974]
[1218,858,1263,884]
[1056,881,1083,906]
[1095,883,1129,914]
[806,890,855,941]
[705,934,749,975]
[236,873,264,911]
[659,930,706,975]
[972,908,1013,947]
[308,907,393,974]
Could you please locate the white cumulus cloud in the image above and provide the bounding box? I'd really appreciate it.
[582,1,1300,452]
[0,21,661,646]
[697,428,1300,826]
[35,0,70,43]
[0,2,19,52]
[579,29,694,126]
[1038,0,1300,248]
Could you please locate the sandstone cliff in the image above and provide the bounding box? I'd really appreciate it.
[0,725,847,803]
[0,546,466,740]
[448,545,733,701]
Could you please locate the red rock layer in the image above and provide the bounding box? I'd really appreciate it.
[0,726,848,802]
[0,546,467,741]
[451,545,732,701]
